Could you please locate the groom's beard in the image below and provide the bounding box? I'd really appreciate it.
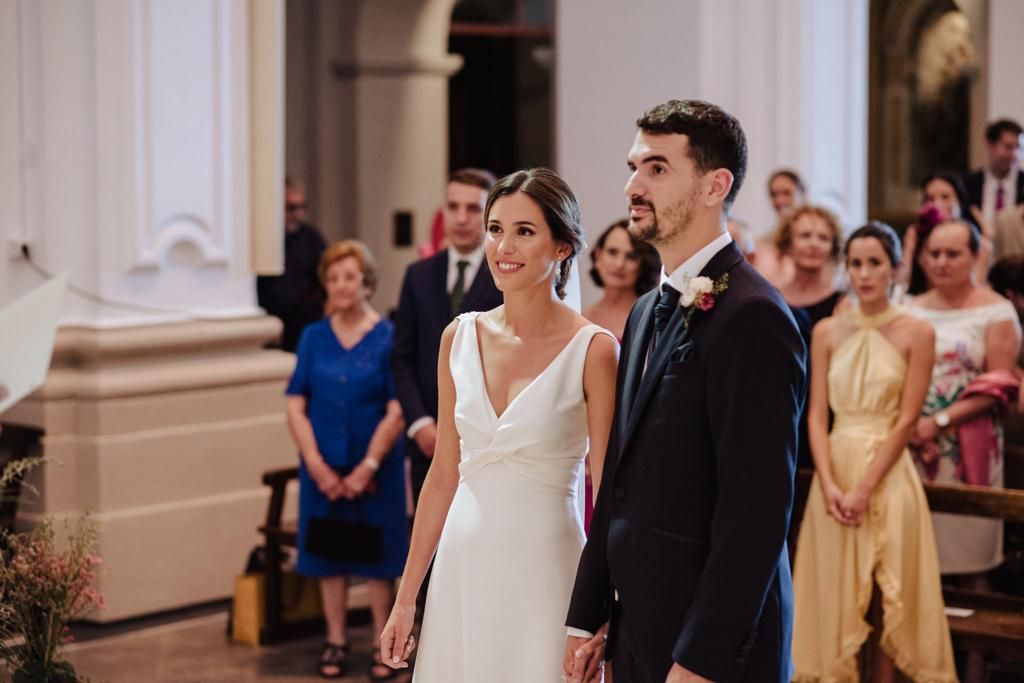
[628,199,659,243]
[628,191,697,247]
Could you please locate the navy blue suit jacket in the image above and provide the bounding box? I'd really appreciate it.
[567,243,806,683]
[392,250,503,439]
[963,168,1024,211]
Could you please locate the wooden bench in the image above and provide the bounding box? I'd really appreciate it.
[257,466,305,644]
[796,469,1024,666]
[0,425,43,536]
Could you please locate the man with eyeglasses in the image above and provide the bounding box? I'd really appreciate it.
[257,176,327,352]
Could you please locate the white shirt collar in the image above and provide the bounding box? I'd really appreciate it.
[660,231,733,292]
[447,245,485,291]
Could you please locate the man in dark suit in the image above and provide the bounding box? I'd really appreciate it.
[565,100,806,683]
[393,168,503,507]
[963,119,1023,227]
[256,176,327,353]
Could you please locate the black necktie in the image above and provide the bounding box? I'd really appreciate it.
[651,284,681,353]
[450,260,470,317]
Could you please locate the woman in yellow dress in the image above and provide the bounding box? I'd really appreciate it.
[792,222,957,682]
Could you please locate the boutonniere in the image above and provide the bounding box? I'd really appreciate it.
[680,273,729,327]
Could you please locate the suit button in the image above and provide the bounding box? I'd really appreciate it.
[613,486,626,500]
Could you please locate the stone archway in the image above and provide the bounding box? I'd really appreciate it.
[285,0,460,309]
[868,0,988,222]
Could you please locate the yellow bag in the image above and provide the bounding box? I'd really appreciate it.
[231,570,322,645]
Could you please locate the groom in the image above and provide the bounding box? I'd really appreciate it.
[565,100,806,682]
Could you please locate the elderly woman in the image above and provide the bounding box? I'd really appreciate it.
[285,240,408,680]
[906,219,1020,573]
[583,218,660,340]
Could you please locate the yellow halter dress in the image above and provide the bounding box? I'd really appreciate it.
[792,306,957,682]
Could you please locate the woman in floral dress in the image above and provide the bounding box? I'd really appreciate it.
[906,219,1020,581]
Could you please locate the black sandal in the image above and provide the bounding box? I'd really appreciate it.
[318,642,349,679]
[370,646,399,681]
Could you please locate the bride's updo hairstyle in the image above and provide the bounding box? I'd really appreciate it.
[843,221,902,267]
[484,167,586,300]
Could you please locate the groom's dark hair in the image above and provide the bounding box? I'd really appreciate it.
[484,167,586,300]
[637,99,748,209]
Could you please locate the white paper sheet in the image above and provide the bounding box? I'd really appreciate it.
[0,277,66,415]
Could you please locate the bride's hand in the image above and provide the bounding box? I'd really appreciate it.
[379,601,416,669]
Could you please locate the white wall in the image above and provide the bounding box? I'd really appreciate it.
[557,0,868,305]
[555,1,702,308]
[988,0,1024,125]
[1,0,263,327]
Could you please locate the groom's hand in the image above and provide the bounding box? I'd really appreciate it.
[563,625,607,682]
[666,663,712,682]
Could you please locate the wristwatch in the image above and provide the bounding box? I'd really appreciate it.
[934,411,951,429]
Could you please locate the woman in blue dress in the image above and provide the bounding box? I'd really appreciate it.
[285,240,408,680]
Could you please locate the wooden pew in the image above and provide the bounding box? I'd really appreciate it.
[796,469,1024,663]
[257,466,301,644]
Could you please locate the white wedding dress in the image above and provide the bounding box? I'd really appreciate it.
[413,312,612,682]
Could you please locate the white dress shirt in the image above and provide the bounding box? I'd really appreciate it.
[982,164,1020,227]
[660,230,734,293]
[446,245,485,293]
[567,231,734,640]
[407,246,487,440]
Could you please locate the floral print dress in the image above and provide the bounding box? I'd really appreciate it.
[905,299,1018,574]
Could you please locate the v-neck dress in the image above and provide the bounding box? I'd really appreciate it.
[413,312,613,682]
[286,318,408,578]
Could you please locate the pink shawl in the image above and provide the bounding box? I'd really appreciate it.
[954,370,1019,486]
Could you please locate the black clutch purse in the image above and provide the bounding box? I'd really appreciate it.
[305,515,382,564]
[304,466,383,564]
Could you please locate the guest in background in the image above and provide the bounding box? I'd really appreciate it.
[963,119,1023,227]
[994,203,1024,260]
[768,168,806,216]
[756,168,807,287]
[583,218,660,340]
[775,205,844,328]
[727,218,756,264]
[775,205,845,549]
[903,171,992,297]
[989,256,1024,320]
[581,218,658,531]
[286,241,408,680]
[393,169,503,509]
[905,219,1020,576]
[793,222,956,683]
[257,176,327,352]
[988,256,1024,404]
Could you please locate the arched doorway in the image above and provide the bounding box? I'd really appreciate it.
[867,0,988,225]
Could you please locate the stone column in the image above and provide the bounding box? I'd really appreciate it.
[1,0,295,620]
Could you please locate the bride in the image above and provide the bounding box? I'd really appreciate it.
[379,168,618,681]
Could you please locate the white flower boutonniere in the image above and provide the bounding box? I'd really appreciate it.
[681,273,729,327]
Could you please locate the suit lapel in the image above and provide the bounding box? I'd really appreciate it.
[462,259,496,313]
[618,242,744,457]
[619,292,655,437]
[622,305,686,450]
[430,251,450,321]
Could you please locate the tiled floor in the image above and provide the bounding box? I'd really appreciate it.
[59,611,413,683]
